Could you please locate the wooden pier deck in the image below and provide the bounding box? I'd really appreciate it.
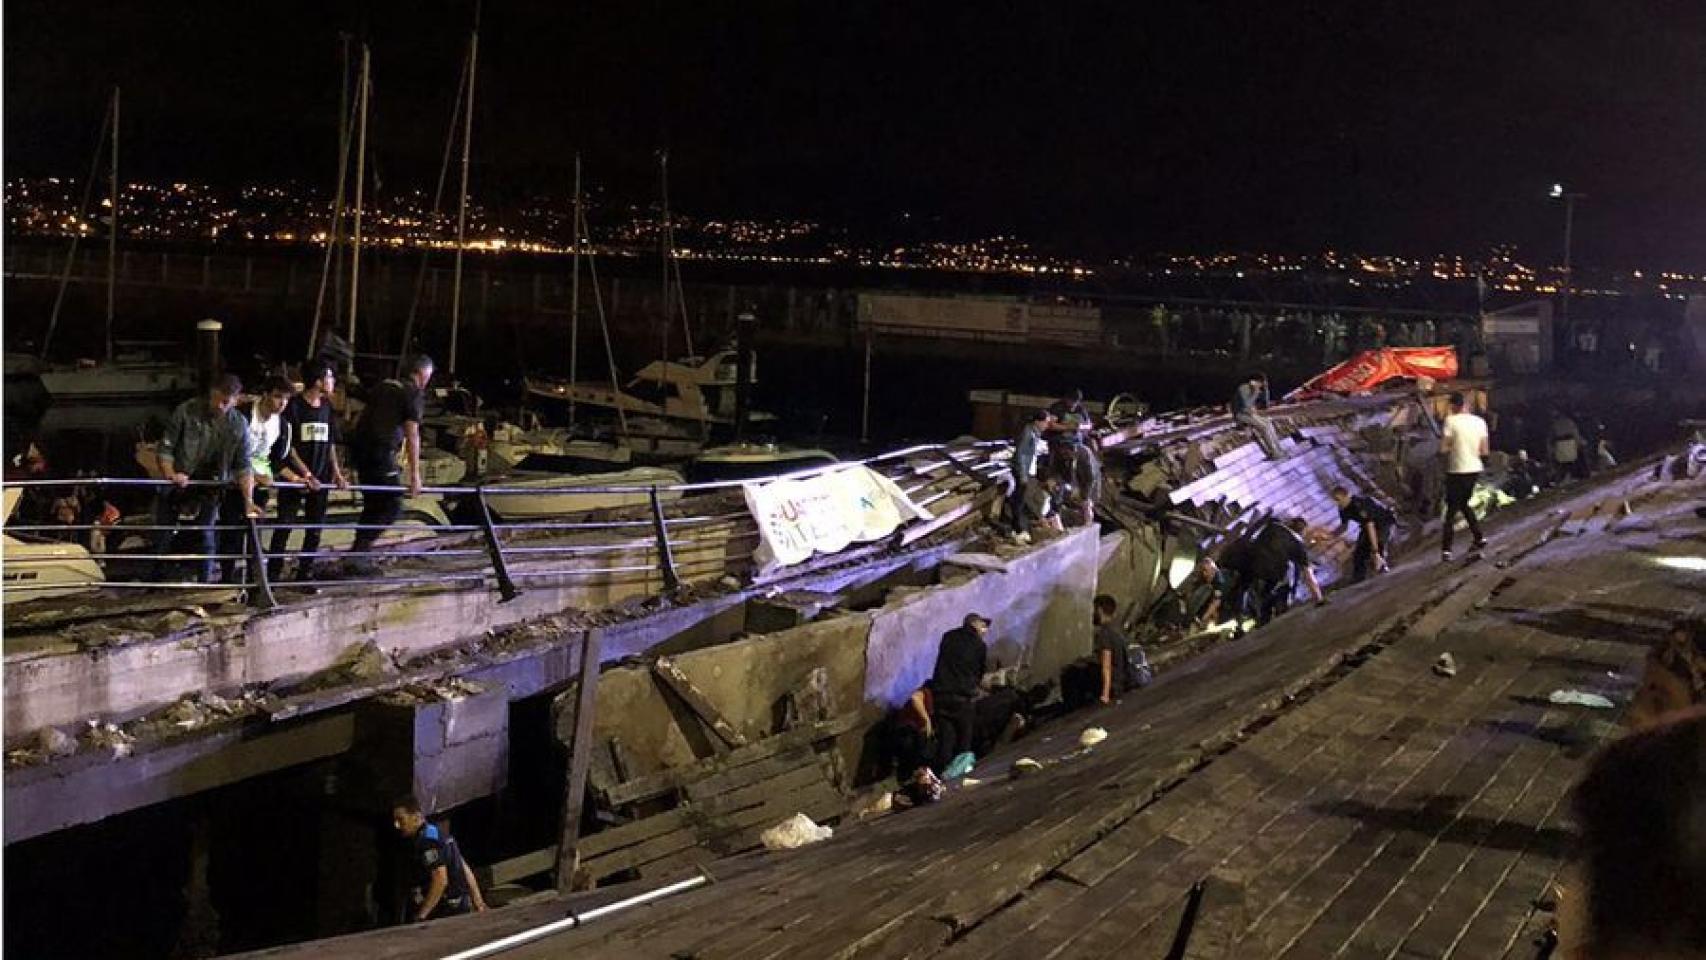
[236,460,1703,958]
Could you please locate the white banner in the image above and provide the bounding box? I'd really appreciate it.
[743,465,932,574]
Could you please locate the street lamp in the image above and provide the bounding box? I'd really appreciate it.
[1550,183,1585,341]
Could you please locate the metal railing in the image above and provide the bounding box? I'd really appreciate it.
[2,442,1011,612]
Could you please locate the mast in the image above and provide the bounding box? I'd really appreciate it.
[42,93,113,360]
[568,153,583,429]
[395,44,471,374]
[580,189,629,439]
[448,24,478,376]
[105,86,119,363]
[345,44,370,349]
[658,151,671,373]
[308,38,356,359]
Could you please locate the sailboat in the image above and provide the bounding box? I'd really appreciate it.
[38,87,197,403]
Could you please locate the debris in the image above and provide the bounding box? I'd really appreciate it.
[1010,757,1044,779]
[893,767,946,808]
[850,788,894,820]
[942,751,977,780]
[717,575,741,591]
[1548,689,1615,709]
[760,813,833,851]
[1079,726,1109,748]
[1433,653,1458,678]
[82,719,135,758]
[37,726,76,759]
[961,777,983,787]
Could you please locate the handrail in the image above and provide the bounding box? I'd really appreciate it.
[1,441,1010,611]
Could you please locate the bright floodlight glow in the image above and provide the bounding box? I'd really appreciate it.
[1653,556,1706,573]
[1550,183,1565,198]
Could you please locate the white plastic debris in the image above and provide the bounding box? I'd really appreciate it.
[760,813,834,851]
[1548,689,1615,709]
[37,726,76,759]
[1010,757,1044,779]
[1079,726,1109,748]
[1433,653,1458,678]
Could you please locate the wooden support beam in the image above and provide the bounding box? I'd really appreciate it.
[555,628,603,892]
[652,656,748,749]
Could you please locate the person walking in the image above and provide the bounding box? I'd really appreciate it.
[347,354,432,574]
[1440,392,1489,561]
[268,360,349,583]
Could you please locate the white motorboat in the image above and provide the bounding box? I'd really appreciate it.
[40,356,197,403]
[478,464,685,520]
[685,443,839,484]
[525,349,773,434]
[2,489,105,604]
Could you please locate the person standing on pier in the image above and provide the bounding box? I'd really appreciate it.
[1439,392,1489,561]
[152,374,256,583]
[929,613,991,775]
[219,377,295,586]
[347,355,432,574]
[1331,485,1396,581]
[1233,372,1285,460]
[1009,409,1051,543]
[268,360,349,584]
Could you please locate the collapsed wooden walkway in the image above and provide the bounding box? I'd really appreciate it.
[236,462,1702,960]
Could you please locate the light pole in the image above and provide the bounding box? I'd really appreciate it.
[1549,183,1585,349]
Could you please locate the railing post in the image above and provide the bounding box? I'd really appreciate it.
[244,514,277,610]
[475,486,520,602]
[649,486,681,593]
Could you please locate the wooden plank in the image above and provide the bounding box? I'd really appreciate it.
[556,628,604,891]
[583,760,831,860]
[602,714,859,808]
[682,746,820,801]
[653,655,749,749]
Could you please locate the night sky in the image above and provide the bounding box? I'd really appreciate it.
[5,1,1704,268]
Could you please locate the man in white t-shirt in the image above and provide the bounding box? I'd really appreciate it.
[1439,391,1489,560]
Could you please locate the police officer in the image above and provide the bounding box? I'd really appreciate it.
[391,795,473,922]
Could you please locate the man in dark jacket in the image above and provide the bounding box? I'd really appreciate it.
[929,613,990,772]
[153,375,255,583]
[1232,517,1325,626]
[1331,485,1397,582]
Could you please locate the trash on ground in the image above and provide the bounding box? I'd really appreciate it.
[893,767,946,808]
[1079,726,1109,747]
[1010,758,1044,779]
[1433,653,1458,678]
[942,751,977,780]
[1548,689,1615,709]
[760,813,833,850]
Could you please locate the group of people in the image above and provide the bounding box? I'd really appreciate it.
[148,354,435,585]
[1008,389,1104,541]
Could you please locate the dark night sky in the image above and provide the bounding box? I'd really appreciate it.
[5,1,1704,268]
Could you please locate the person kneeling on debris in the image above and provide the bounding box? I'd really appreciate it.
[392,795,474,922]
[1233,517,1326,626]
[1150,556,1226,636]
[1331,485,1396,582]
[929,613,991,777]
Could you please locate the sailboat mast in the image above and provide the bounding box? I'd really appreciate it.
[448,26,478,376]
[345,44,370,349]
[581,197,629,439]
[395,46,470,375]
[308,38,355,360]
[658,151,671,371]
[105,86,120,364]
[42,93,112,360]
[568,153,583,429]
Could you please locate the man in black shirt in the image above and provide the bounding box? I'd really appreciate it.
[348,354,432,568]
[1092,594,1130,705]
[269,360,350,582]
[1234,517,1325,626]
[929,613,990,772]
[1331,485,1396,582]
[391,795,472,922]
